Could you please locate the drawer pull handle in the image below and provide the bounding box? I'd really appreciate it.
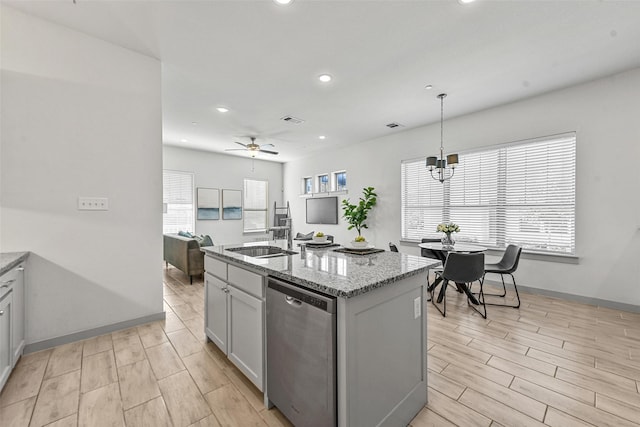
[17,267,24,272]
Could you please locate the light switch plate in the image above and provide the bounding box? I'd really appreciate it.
[78,197,109,211]
[414,296,421,319]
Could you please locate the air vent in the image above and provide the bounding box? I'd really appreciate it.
[281,115,305,125]
[386,122,404,129]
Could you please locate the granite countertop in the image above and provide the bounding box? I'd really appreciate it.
[202,241,440,298]
[0,252,30,276]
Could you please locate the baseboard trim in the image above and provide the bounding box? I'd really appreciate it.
[483,278,640,313]
[24,311,166,354]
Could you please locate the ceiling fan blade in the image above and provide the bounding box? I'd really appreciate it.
[260,143,275,149]
[259,149,279,155]
[225,148,247,152]
[234,141,248,148]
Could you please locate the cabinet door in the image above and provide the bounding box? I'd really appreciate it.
[227,285,264,391]
[205,273,228,354]
[11,266,25,366]
[0,293,12,391]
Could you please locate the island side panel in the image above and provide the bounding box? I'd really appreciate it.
[337,272,428,427]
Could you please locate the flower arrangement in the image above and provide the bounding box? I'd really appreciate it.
[437,223,460,234]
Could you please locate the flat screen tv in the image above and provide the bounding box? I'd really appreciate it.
[306,197,339,225]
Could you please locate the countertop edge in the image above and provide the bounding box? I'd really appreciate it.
[0,252,30,276]
[201,246,434,298]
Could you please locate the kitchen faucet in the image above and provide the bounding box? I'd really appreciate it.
[284,217,293,250]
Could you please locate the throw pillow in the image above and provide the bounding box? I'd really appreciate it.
[178,230,194,238]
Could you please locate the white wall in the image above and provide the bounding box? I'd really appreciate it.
[0,7,163,343]
[284,67,640,307]
[163,146,284,246]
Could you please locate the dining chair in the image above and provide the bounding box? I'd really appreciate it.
[430,252,486,318]
[388,242,399,252]
[420,238,443,261]
[325,235,334,243]
[479,244,522,308]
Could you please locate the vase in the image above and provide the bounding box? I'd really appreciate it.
[441,233,455,249]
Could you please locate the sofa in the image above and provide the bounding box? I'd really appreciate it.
[163,233,205,284]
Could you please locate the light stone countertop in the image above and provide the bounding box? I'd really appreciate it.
[0,252,29,276]
[202,241,440,298]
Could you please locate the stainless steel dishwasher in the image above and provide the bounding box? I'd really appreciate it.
[266,276,336,427]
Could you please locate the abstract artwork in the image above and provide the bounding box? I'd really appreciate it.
[222,189,242,220]
[197,187,219,220]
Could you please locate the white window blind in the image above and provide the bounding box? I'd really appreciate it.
[244,179,268,232]
[163,170,194,234]
[401,133,576,255]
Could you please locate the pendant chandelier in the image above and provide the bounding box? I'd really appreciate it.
[426,93,458,183]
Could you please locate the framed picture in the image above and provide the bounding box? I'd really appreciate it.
[222,189,242,220]
[197,187,219,220]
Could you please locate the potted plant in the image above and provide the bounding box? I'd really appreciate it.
[342,187,377,246]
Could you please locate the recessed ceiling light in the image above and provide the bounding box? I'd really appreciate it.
[424,84,433,90]
[274,0,293,4]
[180,139,188,143]
[319,135,326,140]
[216,107,229,113]
[458,0,476,3]
[318,74,333,83]
[191,122,198,125]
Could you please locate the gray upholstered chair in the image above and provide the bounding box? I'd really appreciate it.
[481,244,522,308]
[430,252,486,318]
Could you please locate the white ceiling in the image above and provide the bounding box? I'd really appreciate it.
[5,0,640,162]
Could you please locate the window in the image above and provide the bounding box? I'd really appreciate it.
[303,177,313,194]
[163,170,194,234]
[333,171,347,191]
[244,179,269,232]
[401,133,576,255]
[317,174,329,192]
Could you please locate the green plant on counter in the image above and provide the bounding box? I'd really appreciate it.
[341,186,377,238]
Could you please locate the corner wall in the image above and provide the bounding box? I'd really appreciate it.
[1,7,163,344]
[163,146,284,246]
[284,67,640,307]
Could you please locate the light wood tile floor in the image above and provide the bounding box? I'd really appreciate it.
[2,267,640,426]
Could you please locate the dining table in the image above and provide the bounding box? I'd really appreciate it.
[418,242,488,305]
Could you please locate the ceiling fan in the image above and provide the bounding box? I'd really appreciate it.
[225,137,278,157]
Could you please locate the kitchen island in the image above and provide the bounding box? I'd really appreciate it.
[201,241,439,427]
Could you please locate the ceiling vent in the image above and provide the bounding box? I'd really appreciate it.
[386,122,404,129]
[281,115,305,125]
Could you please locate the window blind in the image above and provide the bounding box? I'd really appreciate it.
[401,133,576,255]
[244,179,269,232]
[163,170,194,234]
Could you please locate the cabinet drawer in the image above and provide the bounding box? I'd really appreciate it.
[0,268,19,299]
[228,265,264,298]
[205,256,227,280]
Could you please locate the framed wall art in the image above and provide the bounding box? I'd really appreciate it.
[222,189,242,220]
[197,187,220,220]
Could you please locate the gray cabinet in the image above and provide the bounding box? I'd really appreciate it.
[0,262,26,391]
[204,256,265,391]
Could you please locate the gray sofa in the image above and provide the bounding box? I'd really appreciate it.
[163,233,205,284]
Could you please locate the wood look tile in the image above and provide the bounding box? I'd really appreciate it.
[182,350,229,395]
[425,388,491,427]
[82,334,113,357]
[429,345,513,386]
[259,407,293,427]
[17,349,52,368]
[204,383,267,427]
[595,393,640,424]
[80,350,117,393]
[458,388,546,427]
[427,354,449,373]
[30,370,80,427]
[43,413,78,427]
[111,327,139,341]
[117,359,161,410]
[162,312,187,333]
[0,358,47,407]
[0,396,36,427]
[123,396,173,427]
[112,334,146,368]
[145,342,185,379]
[171,304,199,322]
[543,408,594,427]
[441,364,546,421]
[224,365,264,412]
[167,329,203,358]
[468,340,556,376]
[158,370,211,427]
[188,414,222,427]
[78,382,124,427]
[44,342,83,379]
[426,370,465,400]
[138,323,169,349]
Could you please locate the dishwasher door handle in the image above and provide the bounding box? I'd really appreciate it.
[285,296,303,307]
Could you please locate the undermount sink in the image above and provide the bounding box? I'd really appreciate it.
[226,246,298,258]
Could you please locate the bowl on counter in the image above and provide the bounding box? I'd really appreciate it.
[313,235,328,243]
[351,240,368,248]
